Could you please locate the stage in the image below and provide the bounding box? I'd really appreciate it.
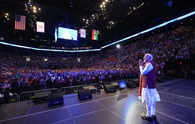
[0,79,195,124]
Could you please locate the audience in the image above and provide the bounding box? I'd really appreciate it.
[0,25,194,94]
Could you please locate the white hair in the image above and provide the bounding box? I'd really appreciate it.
[145,53,153,61]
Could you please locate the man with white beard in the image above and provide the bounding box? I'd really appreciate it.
[138,53,160,121]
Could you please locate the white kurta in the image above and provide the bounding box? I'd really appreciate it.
[141,87,160,104]
[139,63,160,104]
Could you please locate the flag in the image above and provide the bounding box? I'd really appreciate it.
[92,29,99,40]
[36,21,45,33]
[79,29,86,38]
[15,15,26,30]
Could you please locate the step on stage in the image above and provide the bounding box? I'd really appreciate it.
[0,79,195,124]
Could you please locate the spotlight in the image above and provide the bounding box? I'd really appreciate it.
[116,44,121,49]
[26,57,31,62]
[5,13,9,16]
[44,58,48,62]
[33,6,37,10]
[33,9,37,13]
[109,21,114,25]
[77,58,81,62]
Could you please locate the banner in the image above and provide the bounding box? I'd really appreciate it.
[36,21,45,33]
[79,29,86,38]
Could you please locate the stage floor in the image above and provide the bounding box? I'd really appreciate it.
[0,79,195,124]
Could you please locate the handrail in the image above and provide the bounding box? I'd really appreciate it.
[20,88,57,95]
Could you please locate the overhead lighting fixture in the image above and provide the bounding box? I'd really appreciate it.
[109,21,114,25]
[77,58,81,62]
[0,11,194,52]
[44,58,48,62]
[33,9,37,13]
[26,57,31,62]
[116,44,121,49]
[5,13,9,16]
[33,6,37,10]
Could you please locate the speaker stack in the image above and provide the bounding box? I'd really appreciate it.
[103,83,117,93]
[126,79,138,88]
[48,93,64,107]
[78,88,92,101]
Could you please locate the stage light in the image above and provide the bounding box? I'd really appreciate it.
[26,57,31,62]
[0,37,4,41]
[125,97,138,124]
[4,13,9,18]
[109,21,114,25]
[5,13,9,16]
[116,44,121,49]
[77,58,81,62]
[33,6,37,10]
[33,9,37,13]
[44,58,48,62]
[4,13,10,21]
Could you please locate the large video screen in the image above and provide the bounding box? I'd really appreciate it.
[58,27,78,41]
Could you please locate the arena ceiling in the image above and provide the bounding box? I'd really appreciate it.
[0,0,194,48]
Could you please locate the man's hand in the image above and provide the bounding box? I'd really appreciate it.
[139,59,143,66]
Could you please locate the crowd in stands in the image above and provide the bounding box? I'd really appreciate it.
[95,25,194,76]
[0,25,194,97]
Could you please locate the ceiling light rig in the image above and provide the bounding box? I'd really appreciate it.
[82,0,113,28]
[127,2,144,16]
[100,0,110,10]
[4,13,10,21]
[0,12,10,23]
[81,0,144,30]
[24,0,41,32]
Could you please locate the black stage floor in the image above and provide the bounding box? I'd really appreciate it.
[0,79,195,124]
